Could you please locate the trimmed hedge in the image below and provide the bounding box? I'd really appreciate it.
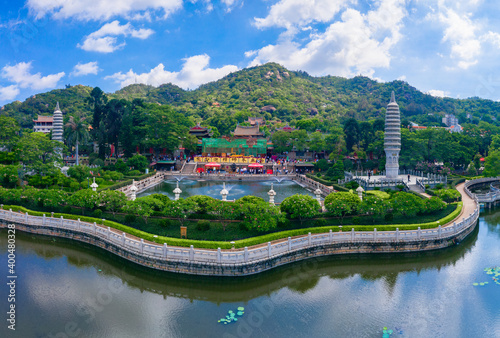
[1,202,463,249]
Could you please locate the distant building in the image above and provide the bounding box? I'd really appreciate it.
[277,123,297,132]
[442,114,462,133]
[248,117,264,126]
[442,114,459,127]
[233,124,264,139]
[189,123,212,139]
[446,125,463,133]
[33,115,54,134]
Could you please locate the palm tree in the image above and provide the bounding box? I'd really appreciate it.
[65,115,89,165]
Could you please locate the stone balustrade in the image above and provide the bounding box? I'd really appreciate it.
[0,200,479,276]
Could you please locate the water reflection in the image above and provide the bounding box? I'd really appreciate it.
[137,179,315,203]
[2,214,500,338]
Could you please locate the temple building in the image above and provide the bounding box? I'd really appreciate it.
[277,123,297,132]
[384,92,401,178]
[33,115,54,134]
[189,123,212,139]
[248,117,264,126]
[52,102,64,143]
[233,124,264,139]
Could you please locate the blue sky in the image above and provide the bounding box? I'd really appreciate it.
[2,0,500,106]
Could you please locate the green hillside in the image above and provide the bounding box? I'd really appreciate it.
[2,62,500,129]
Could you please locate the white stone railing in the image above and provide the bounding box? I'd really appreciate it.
[118,172,165,197]
[0,204,479,266]
[464,177,500,203]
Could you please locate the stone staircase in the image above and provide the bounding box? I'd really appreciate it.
[181,162,196,174]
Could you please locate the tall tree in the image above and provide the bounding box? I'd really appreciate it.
[343,118,360,152]
[64,115,89,165]
[86,87,108,159]
[104,99,129,157]
[16,132,64,176]
[0,116,20,152]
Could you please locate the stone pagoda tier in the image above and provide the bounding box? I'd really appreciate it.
[52,102,64,143]
[384,91,401,179]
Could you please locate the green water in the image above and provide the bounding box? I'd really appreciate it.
[1,210,500,337]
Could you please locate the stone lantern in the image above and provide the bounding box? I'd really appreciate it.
[268,183,276,205]
[173,181,182,201]
[356,186,364,201]
[314,188,322,204]
[220,182,228,201]
[130,179,138,201]
[90,177,98,192]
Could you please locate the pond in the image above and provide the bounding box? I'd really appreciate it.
[137,178,316,203]
[1,209,500,337]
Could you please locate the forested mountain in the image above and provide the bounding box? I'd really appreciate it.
[2,62,500,130]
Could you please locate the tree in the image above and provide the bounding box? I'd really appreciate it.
[16,132,64,176]
[324,192,360,223]
[325,160,344,181]
[390,192,423,217]
[104,99,130,157]
[64,115,89,165]
[166,198,199,226]
[358,195,388,223]
[240,202,282,232]
[68,189,100,213]
[483,149,500,177]
[280,194,320,226]
[122,195,164,223]
[127,154,148,172]
[343,118,360,151]
[423,196,446,213]
[67,165,92,182]
[87,87,108,159]
[0,116,20,152]
[0,164,19,188]
[308,131,326,152]
[98,190,127,215]
[208,200,238,231]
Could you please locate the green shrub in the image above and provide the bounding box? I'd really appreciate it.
[128,170,141,176]
[125,214,136,223]
[345,181,359,190]
[161,218,171,227]
[196,220,211,232]
[374,187,380,190]
[93,209,103,218]
[434,183,444,189]
[384,213,394,221]
[63,206,72,214]
[351,216,360,225]
[314,218,327,227]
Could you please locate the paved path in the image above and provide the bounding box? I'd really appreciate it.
[453,182,477,226]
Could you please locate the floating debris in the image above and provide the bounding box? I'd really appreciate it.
[474,267,500,286]
[218,307,245,324]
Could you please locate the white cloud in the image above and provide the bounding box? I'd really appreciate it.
[1,62,65,90]
[78,21,154,53]
[249,0,407,78]
[71,62,101,76]
[427,89,449,98]
[0,85,20,101]
[105,54,238,89]
[254,0,352,31]
[482,31,500,49]
[437,8,480,69]
[27,0,183,21]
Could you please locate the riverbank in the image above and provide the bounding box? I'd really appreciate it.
[0,183,479,276]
